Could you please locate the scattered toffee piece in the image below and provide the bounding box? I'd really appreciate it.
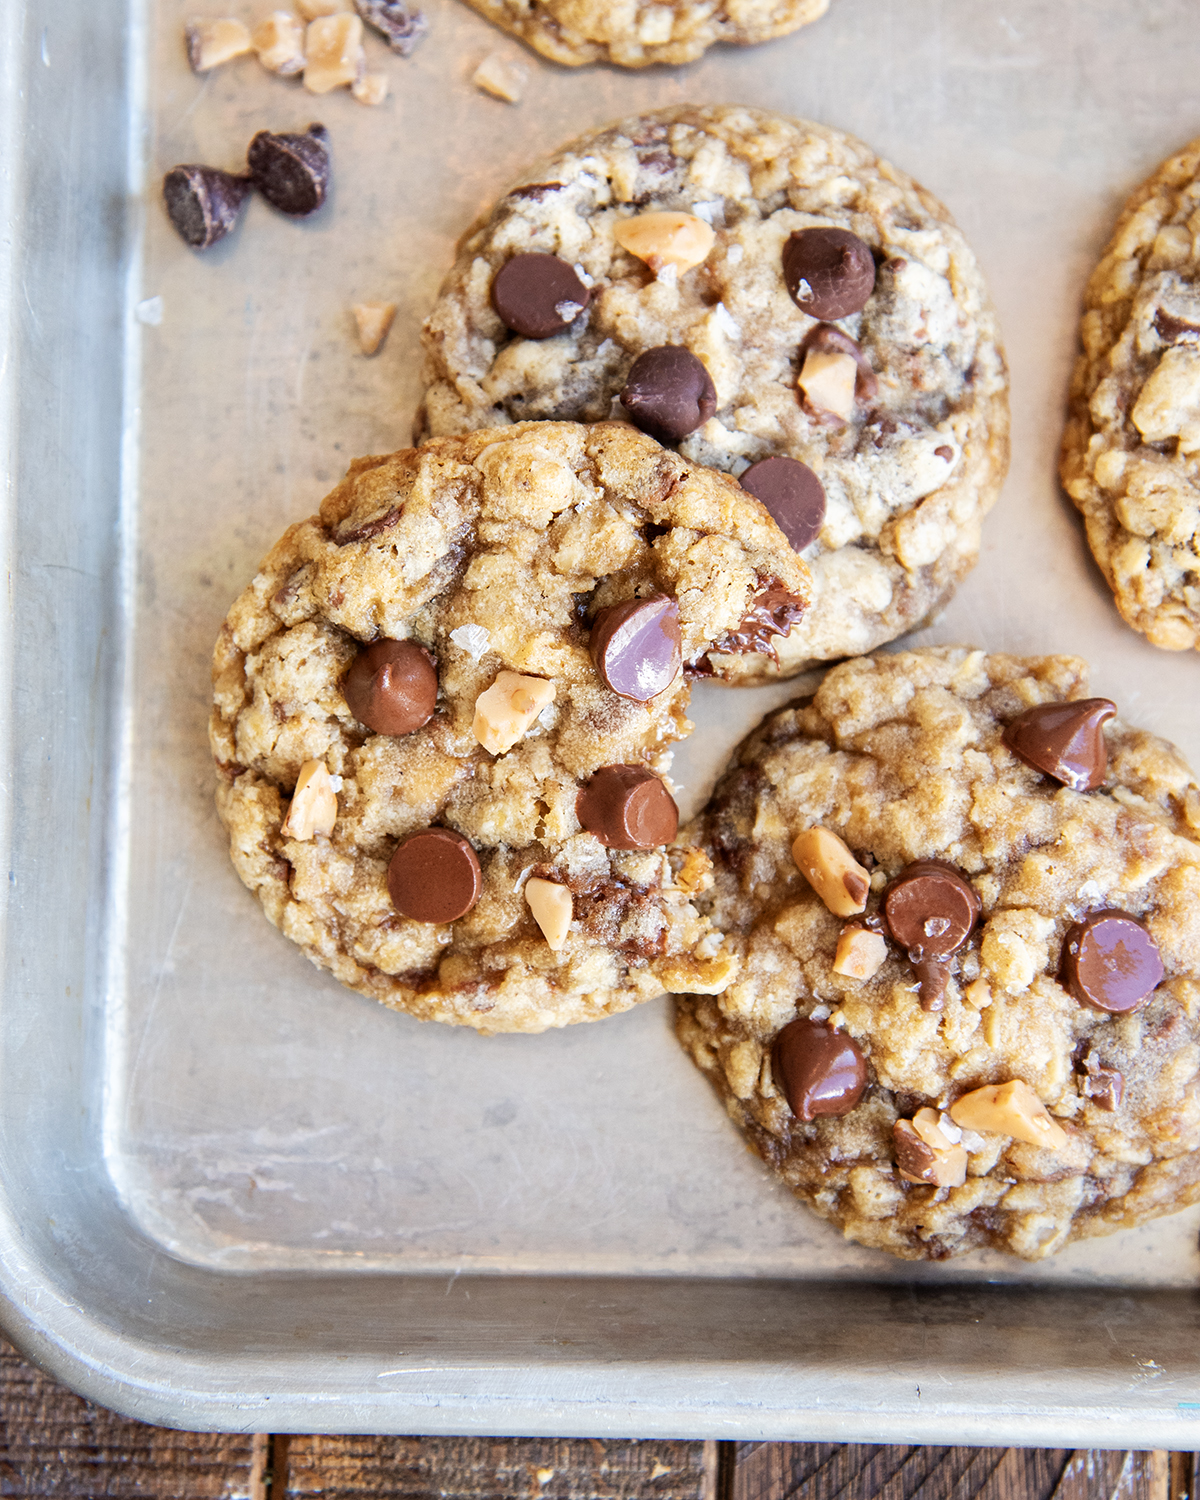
[740,457,826,552]
[1003,697,1116,792]
[782,227,876,319]
[798,323,879,403]
[772,1017,867,1123]
[1078,1052,1125,1111]
[577,765,679,849]
[590,593,681,701]
[162,165,252,249]
[353,0,427,55]
[491,253,591,339]
[1059,909,1163,1014]
[712,578,807,661]
[248,125,330,216]
[883,859,981,1012]
[387,828,482,923]
[620,346,716,444]
[342,640,437,736]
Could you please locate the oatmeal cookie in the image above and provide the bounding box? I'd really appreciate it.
[418,105,1009,677]
[210,420,811,1032]
[1061,136,1200,650]
[675,647,1200,1259]
[458,0,828,68]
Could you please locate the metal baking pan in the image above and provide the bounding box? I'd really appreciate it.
[2,0,1199,1443]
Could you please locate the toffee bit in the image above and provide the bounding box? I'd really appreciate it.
[353,0,427,55]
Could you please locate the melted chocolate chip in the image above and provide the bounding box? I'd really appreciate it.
[590,593,681,701]
[1059,909,1163,1014]
[884,859,981,1012]
[740,457,826,552]
[772,1017,867,1123]
[334,505,403,546]
[782,228,876,319]
[1154,308,1200,345]
[162,165,252,249]
[576,765,679,849]
[620,346,717,444]
[1078,1052,1124,1111]
[712,578,807,661]
[491,253,591,339]
[1003,698,1116,792]
[247,125,330,216]
[342,640,437,736]
[387,828,482,923]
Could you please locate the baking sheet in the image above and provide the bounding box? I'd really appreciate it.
[5,0,1200,1440]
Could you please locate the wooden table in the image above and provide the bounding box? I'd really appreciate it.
[0,1339,1194,1499]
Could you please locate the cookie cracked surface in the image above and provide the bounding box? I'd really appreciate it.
[210,421,811,1032]
[418,105,1009,677]
[675,647,1200,1259]
[1062,136,1200,651]
[459,0,829,68]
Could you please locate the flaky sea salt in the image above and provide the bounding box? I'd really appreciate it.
[449,623,490,660]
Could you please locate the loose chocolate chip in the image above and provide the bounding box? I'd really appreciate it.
[798,323,879,404]
[1003,697,1116,792]
[387,828,482,923]
[577,765,679,849]
[491,253,591,339]
[590,593,682,701]
[353,0,427,55]
[247,125,330,217]
[772,1017,867,1123]
[620,346,717,445]
[342,640,437,736]
[740,457,826,552]
[884,859,981,1012]
[1059,909,1163,1014]
[782,227,876,319]
[162,165,252,249]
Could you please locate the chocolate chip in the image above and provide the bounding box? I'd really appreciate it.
[387,828,482,923]
[1003,698,1116,792]
[342,640,437,736]
[620,346,717,444]
[1154,308,1200,345]
[711,577,807,661]
[782,227,876,319]
[577,765,679,849]
[1078,1052,1124,1111]
[162,165,251,249]
[884,859,981,1012]
[352,0,427,54]
[798,323,879,404]
[893,1120,938,1181]
[590,593,681,701]
[1059,909,1163,1014]
[491,253,591,339]
[740,457,826,552]
[247,125,330,217]
[771,1017,867,1123]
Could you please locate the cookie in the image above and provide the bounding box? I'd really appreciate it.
[1061,136,1200,651]
[417,105,1010,678]
[209,420,812,1033]
[675,647,1200,1260]
[459,0,828,68]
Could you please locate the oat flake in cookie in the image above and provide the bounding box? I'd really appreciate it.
[417,105,1009,679]
[1061,136,1200,651]
[457,0,828,68]
[675,648,1200,1260]
[210,421,812,1033]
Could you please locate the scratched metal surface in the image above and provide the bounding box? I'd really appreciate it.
[3,0,1200,1440]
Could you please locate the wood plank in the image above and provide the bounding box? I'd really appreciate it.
[0,1336,257,1498]
[279,1434,709,1500]
[730,1444,1072,1500]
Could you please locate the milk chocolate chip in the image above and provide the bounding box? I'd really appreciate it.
[740,457,826,552]
[387,828,482,923]
[162,165,252,249]
[884,859,981,1012]
[591,593,681,701]
[620,346,717,444]
[772,1017,867,1123]
[342,640,437,736]
[247,125,330,216]
[491,253,591,339]
[1003,698,1116,792]
[577,765,679,849]
[1059,909,1163,1014]
[782,228,876,319]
